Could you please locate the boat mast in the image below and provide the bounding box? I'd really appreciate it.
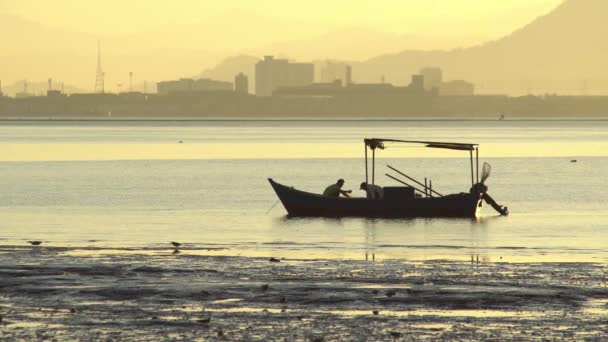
[469,149,475,187]
[372,148,376,186]
[475,147,479,184]
[365,143,369,184]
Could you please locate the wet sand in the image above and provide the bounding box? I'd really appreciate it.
[1,247,607,341]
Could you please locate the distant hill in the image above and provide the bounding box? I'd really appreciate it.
[200,0,608,95]
[197,55,260,84]
[352,0,608,94]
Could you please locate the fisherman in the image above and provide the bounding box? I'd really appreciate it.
[323,179,352,198]
[360,182,384,200]
[470,183,509,216]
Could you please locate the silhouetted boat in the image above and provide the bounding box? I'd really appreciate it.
[268,179,480,218]
[269,138,508,218]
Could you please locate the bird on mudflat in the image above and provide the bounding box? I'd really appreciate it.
[28,241,42,246]
[386,290,397,298]
[269,257,281,263]
[171,242,182,248]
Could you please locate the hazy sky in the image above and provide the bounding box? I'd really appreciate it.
[3,0,562,38]
[1,0,571,92]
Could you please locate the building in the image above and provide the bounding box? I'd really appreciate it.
[157,78,233,95]
[345,65,352,86]
[234,73,249,94]
[255,56,314,96]
[288,63,314,88]
[409,75,425,91]
[420,67,443,91]
[47,90,63,98]
[320,61,352,86]
[439,80,475,96]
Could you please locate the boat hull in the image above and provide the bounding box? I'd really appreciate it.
[269,179,481,218]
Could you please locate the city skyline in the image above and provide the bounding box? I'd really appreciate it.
[2,0,593,96]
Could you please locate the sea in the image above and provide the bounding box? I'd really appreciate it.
[1,119,607,263]
[2,119,608,340]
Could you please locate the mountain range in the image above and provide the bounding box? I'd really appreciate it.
[2,0,607,96]
[201,0,608,95]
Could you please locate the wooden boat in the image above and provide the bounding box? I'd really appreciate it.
[269,178,481,218]
[269,138,508,218]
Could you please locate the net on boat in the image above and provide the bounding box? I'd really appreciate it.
[481,162,492,184]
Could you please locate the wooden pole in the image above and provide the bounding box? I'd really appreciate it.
[372,148,376,186]
[385,174,427,195]
[424,178,428,197]
[365,143,369,184]
[470,149,475,187]
[429,180,433,198]
[386,164,444,197]
[476,147,479,184]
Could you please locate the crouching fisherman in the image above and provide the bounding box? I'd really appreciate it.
[470,183,508,216]
[360,182,384,200]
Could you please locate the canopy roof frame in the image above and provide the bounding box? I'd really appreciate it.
[364,138,479,188]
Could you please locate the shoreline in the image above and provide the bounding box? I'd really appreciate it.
[2,116,608,123]
[1,251,606,340]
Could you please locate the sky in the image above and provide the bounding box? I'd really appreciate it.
[3,0,562,38]
[0,0,568,93]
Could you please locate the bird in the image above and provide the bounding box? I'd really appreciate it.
[171,242,182,248]
[386,290,397,298]
[28,241,42,246]
[570,160,577,163]
[372,310,379,315]
[269,257,281,263]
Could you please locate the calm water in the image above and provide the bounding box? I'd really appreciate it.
[1,120,607,262]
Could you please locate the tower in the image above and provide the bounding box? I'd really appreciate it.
[235,73,249,94]
[95,41,105,93]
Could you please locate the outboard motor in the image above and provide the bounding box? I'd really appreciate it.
[471,163,509,216]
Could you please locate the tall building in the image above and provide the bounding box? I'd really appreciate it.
[345,65,352,86]
[320,61,351,86]
[439,80,475,96]
[235,73,249,94]
[410,75,425,91]
[420,67,443,91]
[288,63,314,87]
[255,56,314,96]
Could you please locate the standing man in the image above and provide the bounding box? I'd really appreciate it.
[360,182,384,200]
[323,179,352,198]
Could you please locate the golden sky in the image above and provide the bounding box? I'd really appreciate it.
[4,0,561,38]
[1,0,568,92]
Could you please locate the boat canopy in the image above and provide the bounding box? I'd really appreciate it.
[363,138,481,188]
[364,138,477,151]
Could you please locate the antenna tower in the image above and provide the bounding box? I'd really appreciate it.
[95,41,105,93]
